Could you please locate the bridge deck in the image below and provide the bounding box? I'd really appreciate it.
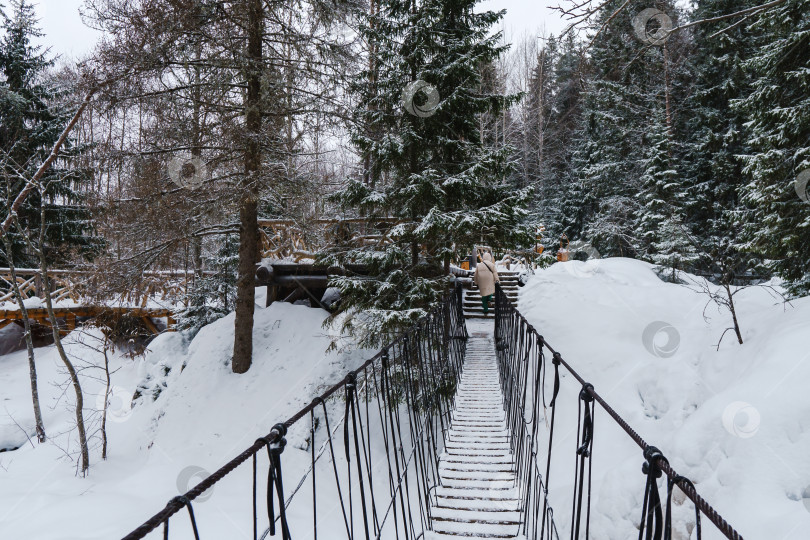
[430,319,523,539]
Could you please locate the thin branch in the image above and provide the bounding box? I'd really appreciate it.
[672,0,787,32]
[1,83,99,234]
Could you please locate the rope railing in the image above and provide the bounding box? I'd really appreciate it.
[122,283,468,540]
[494,283,744,540]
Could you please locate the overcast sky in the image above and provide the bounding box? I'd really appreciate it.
[32,0,102,61]
[31,0,567,60]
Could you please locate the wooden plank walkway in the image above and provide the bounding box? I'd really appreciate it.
[430,319,523,539]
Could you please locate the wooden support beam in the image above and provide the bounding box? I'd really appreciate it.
[141,317,160,335]
[283,287,306,303]
[266,284,278,307]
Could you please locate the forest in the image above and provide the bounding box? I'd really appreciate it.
[0,0,807,484]
[2,0,808,335]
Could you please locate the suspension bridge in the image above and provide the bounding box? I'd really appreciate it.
[116,282,744,540]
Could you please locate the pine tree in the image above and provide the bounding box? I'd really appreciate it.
[329,0,531,345]
[736,0,810,296]
[0,0,98,267]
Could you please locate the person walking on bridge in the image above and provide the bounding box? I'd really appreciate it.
[473,252,499,316]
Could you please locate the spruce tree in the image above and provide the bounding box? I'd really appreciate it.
[635,110,696,272]
[736,0,810,295]
[572,1,650,255]
[681,0,762,285]
[176,235,239,335]
[569,0,688,257]
[540,35,584,240]
[330,0,530,345]
[0,0,97,267]
[515,37,557,225]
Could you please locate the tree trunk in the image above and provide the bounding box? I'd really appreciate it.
[537,49,545,181]
[663,43,674,144]
[2,235,46,442]
[232,0,264,374]
[16,182,90,474]
[191,44,204,280]
[724,283,744,344]
[36,253,90,474]
[364,0,378,189]
[101,340,111,460]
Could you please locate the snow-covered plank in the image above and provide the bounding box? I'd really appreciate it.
[429,322,523,539]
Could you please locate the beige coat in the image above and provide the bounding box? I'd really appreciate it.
[473,253,499,297]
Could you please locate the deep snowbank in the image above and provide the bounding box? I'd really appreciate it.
[520,258,810,539]
[0,297,369,539]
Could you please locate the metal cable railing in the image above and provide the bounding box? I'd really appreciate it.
[494,283,744,540]
[122,283,468,540]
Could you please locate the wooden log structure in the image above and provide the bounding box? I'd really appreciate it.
[255,262,371,310]
[0,268,213,308]
[256,263,330,309]
[0,306,176,335]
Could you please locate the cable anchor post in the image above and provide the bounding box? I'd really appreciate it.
[264,423,290,539]
[381,350,389,370]
[639,445,667,540]
[576,383,594,457]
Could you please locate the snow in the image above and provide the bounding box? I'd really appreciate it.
[519,258,810,539]
[1,260,809,539]
[0,296,178,311]
[0,290,371,539]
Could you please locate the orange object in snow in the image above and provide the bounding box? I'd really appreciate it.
[557,234,570,262]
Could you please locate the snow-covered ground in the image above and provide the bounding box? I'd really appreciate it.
[1,259,808,539]
[0,292,372,539]
[520,258,810,540]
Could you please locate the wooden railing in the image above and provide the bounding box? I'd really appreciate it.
[0,306,175,335]
[1,218,399,307]
[0,268,206,308]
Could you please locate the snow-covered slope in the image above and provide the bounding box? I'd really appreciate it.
[519,258,810,539]
[0,297,369,539]
[2,260,809,539]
